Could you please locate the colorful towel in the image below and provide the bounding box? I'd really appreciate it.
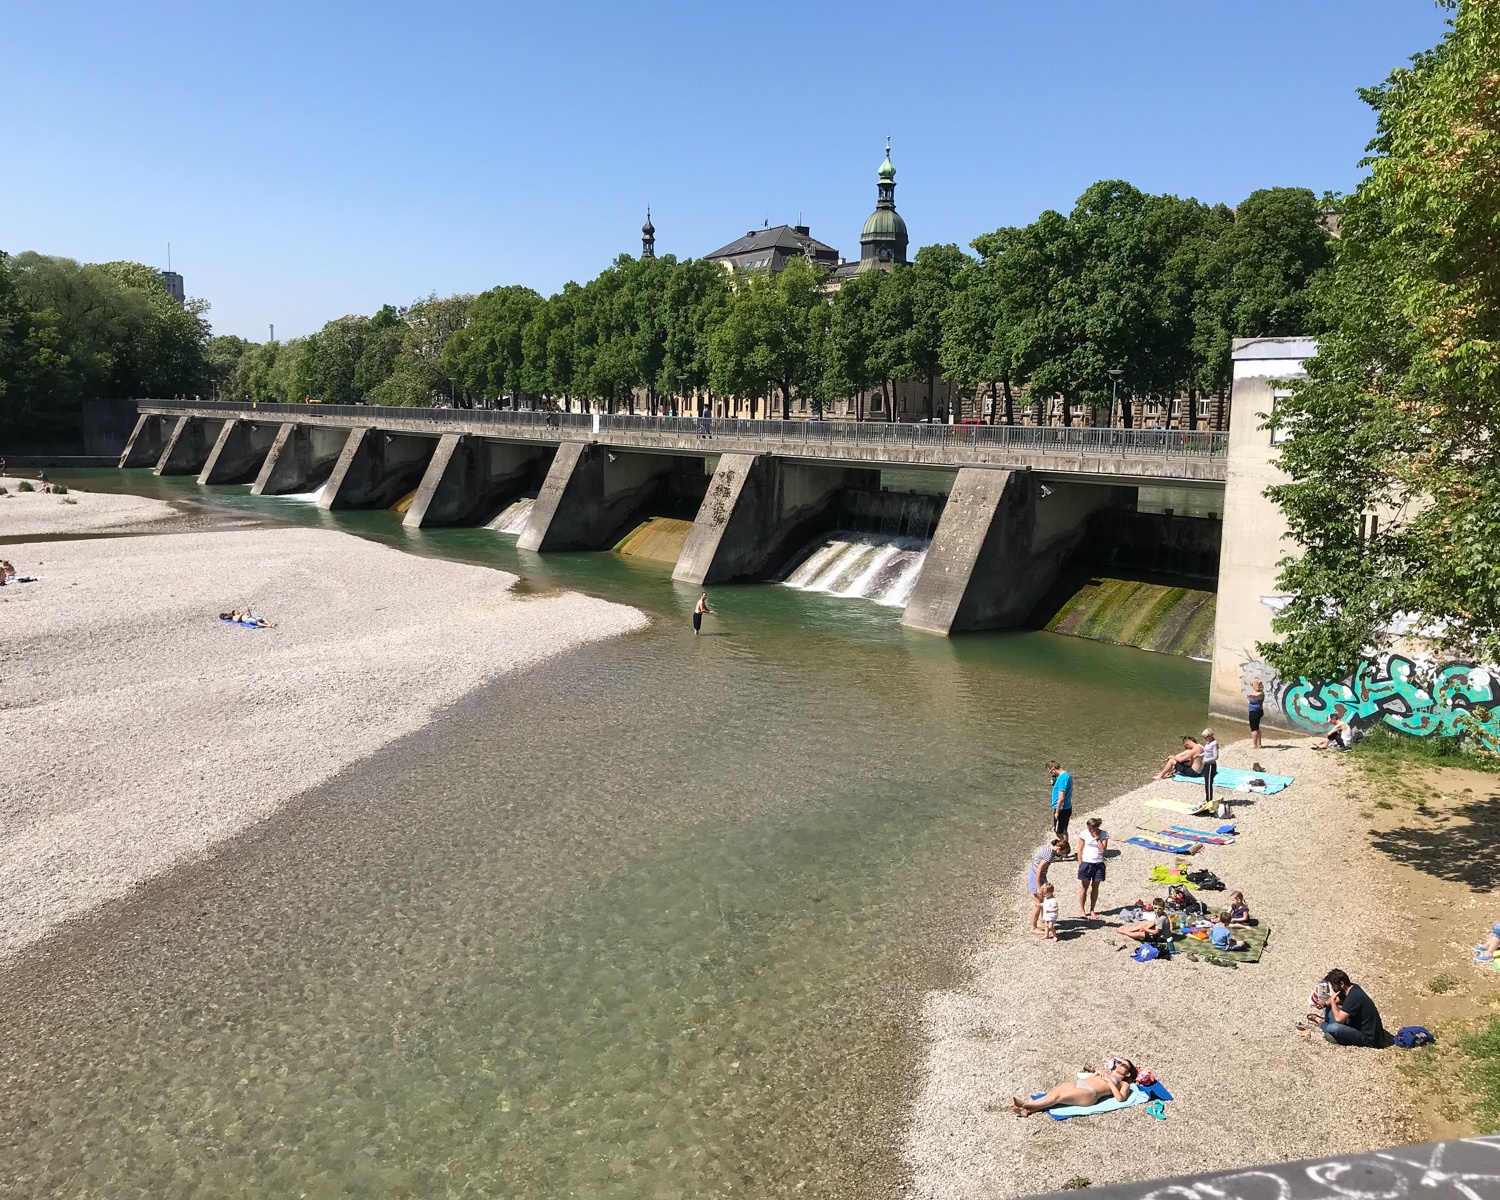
[1145,796,1213,816]
[1147,865,1197,889]
[1165,826,1235,845]
[1175,921,1271,965]
[1174,766,1294,794]
[1127,834,1197,855]
[1038,1080,1175,1120]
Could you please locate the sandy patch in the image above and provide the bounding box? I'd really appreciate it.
[0,476,177,538]
[0,526,647,957]
[903,738,1423,1199]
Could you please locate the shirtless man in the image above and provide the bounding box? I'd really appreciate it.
[1154,735,1204,780]
[693,592,714,636]
[1011,1056,1138,1116]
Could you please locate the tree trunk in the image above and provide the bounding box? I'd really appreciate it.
[1001,375,1015,425]
[1121,391,1133,429]
[1060,393,1072,428]
[1213,387,1228,431]
[1186,386,1198,432]
[886,377,896,422]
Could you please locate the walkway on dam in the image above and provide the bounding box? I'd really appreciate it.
[131,399,1227,486]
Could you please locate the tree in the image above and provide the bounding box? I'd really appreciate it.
[442,285,543,406]
[657,258,729,410]
[709,257,828,419]
[1263,0,1500,679]
[825,268,887,419]
[370,294,472,406]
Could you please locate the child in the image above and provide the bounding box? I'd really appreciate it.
[1039,883,1059,941]
[1227,891,1252,928]
[1210,911,1249,952]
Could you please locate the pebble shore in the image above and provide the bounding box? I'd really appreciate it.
[902,738,1416,1198]
[0,523,647,958]
[0,474,177,537]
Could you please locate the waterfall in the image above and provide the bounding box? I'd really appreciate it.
[283,481,327,503]
[488,497,535,535]
[781,532,929,608]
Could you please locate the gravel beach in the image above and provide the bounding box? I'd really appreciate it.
[0,525,647,958]
[0,474,177,537]
[903,737,1418,1199]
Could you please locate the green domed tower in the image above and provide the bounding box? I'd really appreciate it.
[859,139,908,272]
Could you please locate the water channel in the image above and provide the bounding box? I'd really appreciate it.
[1,469,1212,1199]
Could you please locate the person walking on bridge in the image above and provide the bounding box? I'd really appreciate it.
[697,405,712,439]
[693,592,715,636]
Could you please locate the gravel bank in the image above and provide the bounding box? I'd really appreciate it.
[0,475,176,537]
[903,738,1418,1199]
[0,526,647,957]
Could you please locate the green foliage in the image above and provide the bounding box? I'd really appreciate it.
[17,480,33,491]
[1459,1015,1500,1134]
[1264,0,1500,678]
[1352,721,1500,775]
[51,482,68,495]
[1429,973,1459,995]
[443,285,543,404]
[709,257,829,418]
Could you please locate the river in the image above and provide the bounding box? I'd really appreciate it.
[0,470,1211,1199]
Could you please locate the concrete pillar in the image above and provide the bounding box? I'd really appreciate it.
[153,417,222,476]
[197,418,281,485]
[318,427,437,511]
[403,435,552,529]
[249,423,348,496]
[672,453,880,585]
[900,469,1125,635]
[118,414,168,468]
[518,443,688,552]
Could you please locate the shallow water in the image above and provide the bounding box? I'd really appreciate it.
[0,470,1211,1199]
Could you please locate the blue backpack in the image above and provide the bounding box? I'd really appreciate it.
[1394,1025,1435,1048]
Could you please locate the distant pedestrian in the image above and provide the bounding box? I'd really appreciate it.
[697,405,711,439]
[1076,816,1109,920]
[1199,728,1219,804]
[693,592,715,636]
[1246,679,1265,749]
[1046,760,1073,847]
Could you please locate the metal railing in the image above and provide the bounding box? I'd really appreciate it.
[139,399,1227,459]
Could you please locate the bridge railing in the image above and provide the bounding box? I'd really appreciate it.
[138,399,1227,459]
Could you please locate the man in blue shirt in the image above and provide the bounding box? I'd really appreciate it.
[1047,760,1073,847]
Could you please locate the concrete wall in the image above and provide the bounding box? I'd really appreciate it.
[403,435,553,528]
[1082,509,1222,582]
[519,444,700,552]
[250,423,350,496]
[1209,338,1315,728]
[198,419,282,485]
[154,417,225,476]
[119,414,169,468]
[672,454,880,585]
[318,428,437,511]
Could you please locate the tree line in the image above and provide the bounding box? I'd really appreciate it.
[0,179,1331,445]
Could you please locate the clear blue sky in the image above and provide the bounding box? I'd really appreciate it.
[0,1,1451,341]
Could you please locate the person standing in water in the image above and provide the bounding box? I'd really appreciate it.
[693,592,715,636]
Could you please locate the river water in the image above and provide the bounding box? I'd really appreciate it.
[0,470,1210,1200]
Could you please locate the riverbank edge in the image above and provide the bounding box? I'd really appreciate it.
[900,735,1424,1200]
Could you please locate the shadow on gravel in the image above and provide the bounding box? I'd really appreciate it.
[1369,789,1500,892]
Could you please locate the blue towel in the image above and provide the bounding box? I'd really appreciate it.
[1126,834,1196,854]
[1036,1080,1174,1120]
[1175,766,1294,794]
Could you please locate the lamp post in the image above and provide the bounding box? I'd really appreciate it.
[1108,369,1124,428]
[678,372,689,420]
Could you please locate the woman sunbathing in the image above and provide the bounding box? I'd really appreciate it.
[1011,1057,1138,1117]
[1154,736,1204,780]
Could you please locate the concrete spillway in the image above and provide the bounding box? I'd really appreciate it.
[1044,577,1216,659]
[487,497,535,535]
[614,517,694,564]
[781,533,930,609]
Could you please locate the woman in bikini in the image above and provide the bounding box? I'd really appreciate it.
[1011,1056,1138,1116]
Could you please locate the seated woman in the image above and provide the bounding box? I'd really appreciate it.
[1154,736,1204,780]
[1011,1056,1138,1117]
[1119,898,1170,944]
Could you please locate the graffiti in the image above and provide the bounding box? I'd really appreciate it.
[1268,654,1500,754]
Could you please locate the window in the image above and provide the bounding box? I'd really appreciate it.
[1270,389,1294,444]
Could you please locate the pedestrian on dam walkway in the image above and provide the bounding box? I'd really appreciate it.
[693,592,715,635]
[1047,760,1072,848]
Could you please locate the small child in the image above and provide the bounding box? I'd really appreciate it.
[1227,891,1251,928]
[1210,911,1249,952]
[1039,883,1059,941]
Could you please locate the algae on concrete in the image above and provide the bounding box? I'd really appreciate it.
[1045,577,1216,659]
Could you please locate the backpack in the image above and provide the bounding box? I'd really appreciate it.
[1167,885,1204,915]
[1187,870,1225,891]
[1131,944,1160,962]
[1394,1025,1435,1049]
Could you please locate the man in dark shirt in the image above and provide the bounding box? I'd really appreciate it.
[1317,968,1385,1046]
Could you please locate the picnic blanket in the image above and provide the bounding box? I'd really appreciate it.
[1039,1080,1175,1120]
[1126,834,1198,855]
[1164,825,1235,845]
[1147,865,1197,889]
[1174,766,1295,794]
[1145,796,1213,816]
[1174,921,1270,965]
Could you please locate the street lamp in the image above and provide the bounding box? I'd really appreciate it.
[1108,369,1124,428]
[678,372,689,420]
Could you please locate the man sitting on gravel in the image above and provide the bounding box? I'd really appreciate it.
[1314,969,1386,1047]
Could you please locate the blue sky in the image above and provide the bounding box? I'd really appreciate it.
[0,1,1451,341]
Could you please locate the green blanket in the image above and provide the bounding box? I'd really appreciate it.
[1175,922,1270,964]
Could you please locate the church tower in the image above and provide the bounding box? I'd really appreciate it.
[858,140,908,272]
[641,209,656,259]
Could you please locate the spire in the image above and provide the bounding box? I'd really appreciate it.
[878,137,895,182]
[641,208,656,259]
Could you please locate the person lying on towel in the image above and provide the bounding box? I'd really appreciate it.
[1011,1056,1138,1117]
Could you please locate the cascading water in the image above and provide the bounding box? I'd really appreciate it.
[283,481,328,503]
[488,497,535,535]
[781,532,930,608]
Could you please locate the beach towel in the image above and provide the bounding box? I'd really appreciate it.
[1145,796,1213,816]
[1148,865,1198,889]
[1037,1081,1174,1121]
[1126,834,1198,855]
[1175,921,1270,965]
[220,618,268,630]
[1165,826,1235,845]
[1174,766,1294,794]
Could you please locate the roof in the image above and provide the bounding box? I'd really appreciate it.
[703,224,842,273]
[1230,337,1320,361]
[861,207,908,240]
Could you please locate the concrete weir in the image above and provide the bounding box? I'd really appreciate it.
[519,443,700,552]
[118,414,170,468]
[318,427,437,511]
[197,419,282,485]
[250,423,350,496]
[900,468,1127,635]
[673,454,879,585]
[403,435,552,528]
[153,416,225,476]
